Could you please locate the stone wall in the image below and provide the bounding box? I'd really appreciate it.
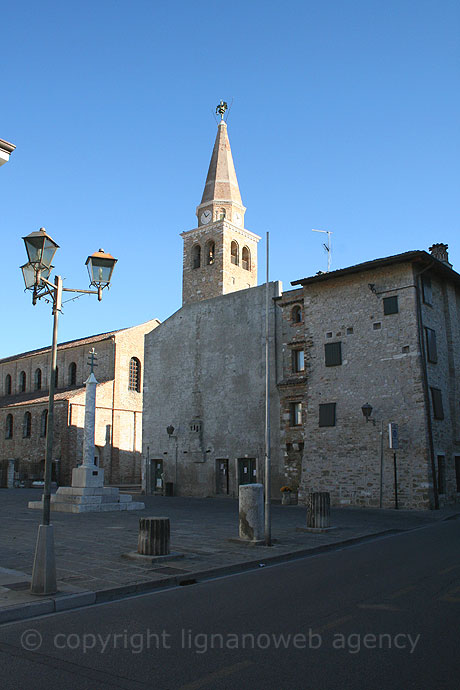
[143,283,282,497]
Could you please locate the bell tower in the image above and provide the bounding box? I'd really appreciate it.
[181,102,261,305]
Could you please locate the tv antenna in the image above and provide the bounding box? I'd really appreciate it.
[312,228,333,272]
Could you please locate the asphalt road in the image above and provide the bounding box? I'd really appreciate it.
[0,517,459,690]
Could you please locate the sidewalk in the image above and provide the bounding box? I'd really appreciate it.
[1,489,458,624]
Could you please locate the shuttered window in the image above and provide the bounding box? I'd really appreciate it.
[325,342,342,367]
[319,403,336,427]
[383,296,398,315]
[422,276,432,305]
[430,387,444,420]
[425,327,437,363]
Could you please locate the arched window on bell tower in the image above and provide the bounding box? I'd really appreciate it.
[192,244,201,269]
[242,246,251,271]
[231,241,239,266]
[206,240,215,265]
[218,208,226,220]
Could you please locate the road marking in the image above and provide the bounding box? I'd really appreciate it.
[358,604,402,611]
[178,660,253,690]
[388,585,417,599]
[313,615,353,634]
[439,586,460,603]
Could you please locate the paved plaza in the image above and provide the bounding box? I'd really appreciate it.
[1,488,458,623]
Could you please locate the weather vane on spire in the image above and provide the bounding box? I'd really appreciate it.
[216,100,228,120]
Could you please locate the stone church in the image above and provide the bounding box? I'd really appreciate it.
[142,113,460,510]
[0,319,158,488]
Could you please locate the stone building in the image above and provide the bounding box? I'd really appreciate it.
[279,244,460,510]
[142,112,460,510]
[0,319,159,488]
[143,116,283,497]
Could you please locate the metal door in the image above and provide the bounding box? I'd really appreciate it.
[216,459,229,494]
[238,458,257,485]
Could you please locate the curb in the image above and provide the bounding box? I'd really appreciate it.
[0,528,406,625]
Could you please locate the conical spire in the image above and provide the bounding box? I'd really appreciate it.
[200,120,243,206]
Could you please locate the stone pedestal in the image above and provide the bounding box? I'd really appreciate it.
[238,483,264,543]
[138,517,170,556]
[28,369,144,513]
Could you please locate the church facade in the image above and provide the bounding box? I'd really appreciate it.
[0,319,158,488]
[142,111,460,510]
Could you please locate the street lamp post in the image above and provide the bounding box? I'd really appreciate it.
[361,403,384,509]
[21,228,117,595]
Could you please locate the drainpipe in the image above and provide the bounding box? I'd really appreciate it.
[414,264,439,510]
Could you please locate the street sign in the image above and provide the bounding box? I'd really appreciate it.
[389,422,399,449]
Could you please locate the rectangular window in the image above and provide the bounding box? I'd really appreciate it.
[324,342,342,367]
[383,295,399,315]
[422,275,432,305]
[319,403,336,427]
[425,327,438,363]
[455,457,460,493]
[289,402,302,427]
[430,387,444,420]
[437,455,446,494]
[292,349,305,373]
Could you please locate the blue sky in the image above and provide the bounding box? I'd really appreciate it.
[1,0,459,357]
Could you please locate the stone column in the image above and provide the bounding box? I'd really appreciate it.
[239,483,264,542]
[306,492,331,529]
[138,517,170,556]
[72,372,104,488]
[83,372,97,467]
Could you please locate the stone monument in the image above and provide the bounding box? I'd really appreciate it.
[29,349,144,513]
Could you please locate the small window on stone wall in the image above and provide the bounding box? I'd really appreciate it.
[19,371,26,392]
[231,241,239,265]
[242,246,251,271]
[289,402,302,427]
[41,409,48,438]
[422,275,432,305]
[34,368,42,391]
[291,305,302,323]
[324,342,342,366]
[319,403,336,427]
[292,349,305,373]
[69,362,77,386]
[23,411,32,438]
[430,387,444,420]
[425,327,437,363]
[5,414,13,439]
[192,244,201,269]
[383,295,399,315]
[5,374,11,395]
[129,357,141,392]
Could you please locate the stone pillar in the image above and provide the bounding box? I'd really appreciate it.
[83,372,97,467]
[306,492,331,529]
[239,483,264,542]
[138,517,170,556]
[72,372,104,488]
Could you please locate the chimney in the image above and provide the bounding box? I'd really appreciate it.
[429,243,452,267]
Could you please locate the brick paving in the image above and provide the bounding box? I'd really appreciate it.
[1,488,458,617]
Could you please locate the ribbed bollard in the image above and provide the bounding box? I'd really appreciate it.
[306,492,331,529]
[239,484,264,542]
[137,517,170,556]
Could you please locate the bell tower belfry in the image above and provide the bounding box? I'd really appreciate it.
[181,102,261,306]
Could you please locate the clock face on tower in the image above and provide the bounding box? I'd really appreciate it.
[200,209,212,225]
[234,211,242,226]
